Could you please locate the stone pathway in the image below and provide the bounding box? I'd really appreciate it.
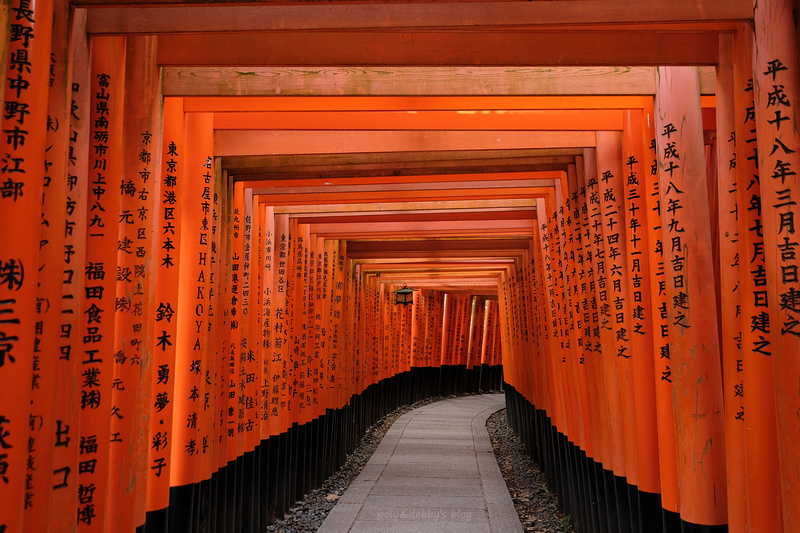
[318,394,523,533]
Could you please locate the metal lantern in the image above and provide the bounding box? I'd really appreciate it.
[393,284,415,306]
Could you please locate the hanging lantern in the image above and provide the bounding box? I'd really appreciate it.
[393,284,415,306]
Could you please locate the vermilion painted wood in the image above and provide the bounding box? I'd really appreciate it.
[641,99,681,517]
[293,222,309,426]
[163,66,717,98]
[253,206,267,439]
[621,110,661,496]
[752,1,800,529]
[186,95,663,113]
[596,131,638,486]
[242,189,258,448]
[271,213,290,433]
[261,206,277,435]
[248,176,560,192]
[83,1,752,31]
[568,164,593,455]
[27,2,69,530]
[79,35,125,533]
[205,158,225,483]
[213,170,232,487]
[213,110,625,131]
[253,170,561,187]
[734,25,784,533]
[313,235,328,422]
[107,35,160,532]
[287,218,301,427]
[215,130,596,158]
[213,109,715,136]
[52,10,91,531]
[581,148,617,477]
[155,30,720,67]
[0,2,53,530]
[146,96,185,516]
[228,182,246,462]
[321,238,336,415]
[540,200,570,436]
[341,241,357,403]
[568,157,594,462]
[223,152,575,182]
[328,240,344,410]
[552,171,583,453]
[0,2,9,114]
[529,204,551,426]
[716,32,747,533]
[170,112,214,493]
[575,153,606,468]
[655,66,727,527]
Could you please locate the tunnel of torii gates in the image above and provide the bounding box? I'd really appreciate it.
[1,0,800,532]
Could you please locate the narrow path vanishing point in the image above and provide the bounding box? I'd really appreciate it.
[318,393,523,533]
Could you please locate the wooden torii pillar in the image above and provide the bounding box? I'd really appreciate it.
[751,0,800,531]
[654,66,728,531]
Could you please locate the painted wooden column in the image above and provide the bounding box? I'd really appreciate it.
[0,1,10,114]
[550,193,578,443]
[575,153,607,494]
[0,1,53,530]
[167,111,213,529]
[106,35,161,532]
[344,250,358,404]
[273,213,290,439]
[205,157,225,528]
[751,1,800,529]
[224,179,244,530]
[252,195,265,460]
[575,153,612,533]
[535,202,566,437]
[410,287,425,370]
[560,169,589,456]
[23,1,68,530]
[51,10,90,532]
[559,164,591,532]
[520,251,538,398]
[467,296,484,373]
[327,239,342,413]
[261,205,277,436]
[77,35,126,533]
[597,130,640,531]
[732,24,784,533]
[145,97,184,527]
[621,109,662,527]
[584,147,628,532]
[311,236,325,426]
[240,186,257,528]
[716,33,747,533]
[655,66,728,530]
[641,98,681,525]
[334,241,348,409]
[214,170,232,531]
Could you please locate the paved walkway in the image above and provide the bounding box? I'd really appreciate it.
[319,393,523,533]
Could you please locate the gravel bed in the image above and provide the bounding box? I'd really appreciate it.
[267,395,572,532]
[487,408,574,533]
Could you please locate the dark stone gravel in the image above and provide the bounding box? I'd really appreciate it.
[487,408,575,533]
[266,394,572,532]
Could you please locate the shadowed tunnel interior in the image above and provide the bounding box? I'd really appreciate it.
[0,1,799,532]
